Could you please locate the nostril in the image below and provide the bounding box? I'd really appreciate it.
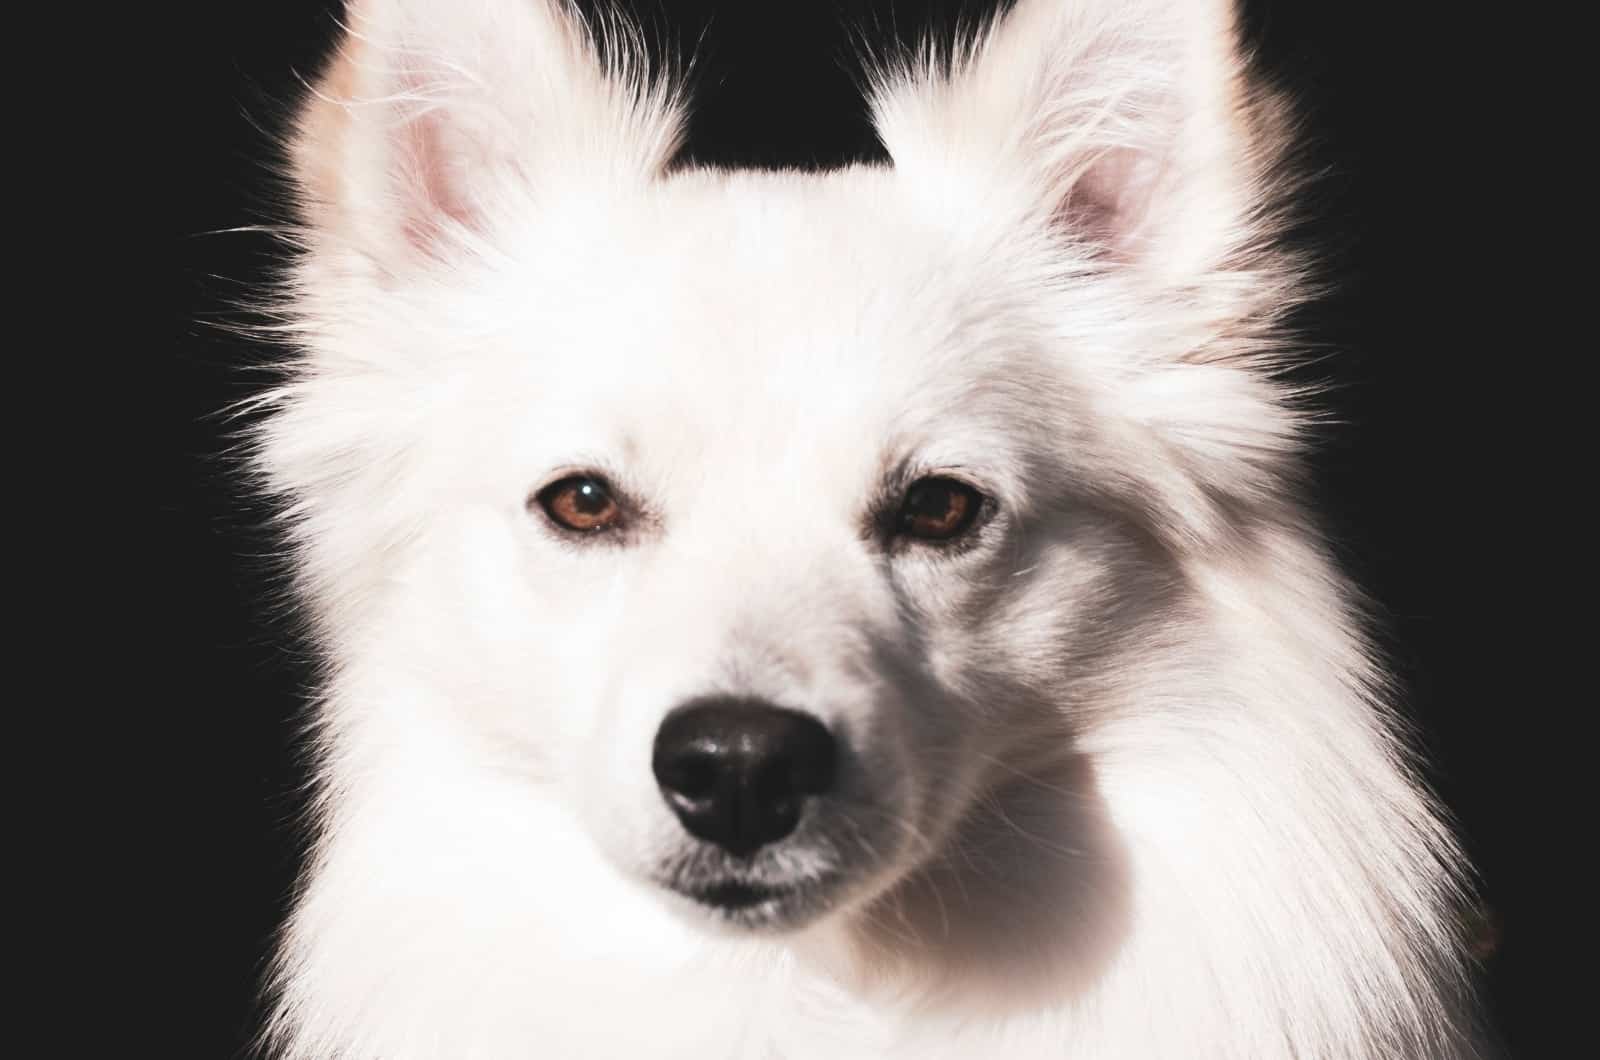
[655,751,718,801]
[752,765,796,809]
[778,721,835,798]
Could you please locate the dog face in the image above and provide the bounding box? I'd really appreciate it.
[268,0,1290,934]
[322,172,1178,930]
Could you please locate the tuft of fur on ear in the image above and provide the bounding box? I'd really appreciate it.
[290,0,686,279]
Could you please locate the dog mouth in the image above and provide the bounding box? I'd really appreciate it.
[660,871,840,929]
[686,879,796,910]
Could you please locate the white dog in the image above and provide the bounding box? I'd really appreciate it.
[250,0,1489,1055]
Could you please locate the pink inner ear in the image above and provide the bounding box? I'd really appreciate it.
[1055,146,1163,259]
[394,104,480,256]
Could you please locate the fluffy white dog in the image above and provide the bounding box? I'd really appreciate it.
[250,0,1489,1055]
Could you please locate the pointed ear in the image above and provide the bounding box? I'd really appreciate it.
[871,0,1275,282]
[289,0,684,275]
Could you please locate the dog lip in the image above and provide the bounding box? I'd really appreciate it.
[683,879,793,910]
[658,866,844,924]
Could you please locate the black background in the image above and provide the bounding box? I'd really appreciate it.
[172,1,1537,1056]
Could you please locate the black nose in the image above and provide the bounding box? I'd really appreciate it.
[652,698,837,857]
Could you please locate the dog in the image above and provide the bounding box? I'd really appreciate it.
[248,0,1490,1055]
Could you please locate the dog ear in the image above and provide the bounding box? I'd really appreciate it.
[871,0,1274,283]
[288,0,684,277]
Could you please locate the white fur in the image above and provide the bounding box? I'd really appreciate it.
[249,0,1487,1056]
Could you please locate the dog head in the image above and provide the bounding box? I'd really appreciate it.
[265,0,1296,934]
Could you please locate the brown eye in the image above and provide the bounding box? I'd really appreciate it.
[898,477,984,541]
[535,474,622,533]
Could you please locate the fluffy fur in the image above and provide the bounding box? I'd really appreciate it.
[249,0,1488,1055]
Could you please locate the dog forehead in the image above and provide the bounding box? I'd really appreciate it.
[460,167,1057,490]
[525,168,1013,401]
[639,171,952,345]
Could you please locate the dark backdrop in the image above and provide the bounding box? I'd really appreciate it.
[173,2,1534,1055]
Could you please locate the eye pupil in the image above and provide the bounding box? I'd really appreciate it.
[906,483,950,517]
[898,477,983,542]
[572,481,608,514]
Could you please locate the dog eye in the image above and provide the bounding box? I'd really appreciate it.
[898,477,984,541]
[534,474,622,533]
